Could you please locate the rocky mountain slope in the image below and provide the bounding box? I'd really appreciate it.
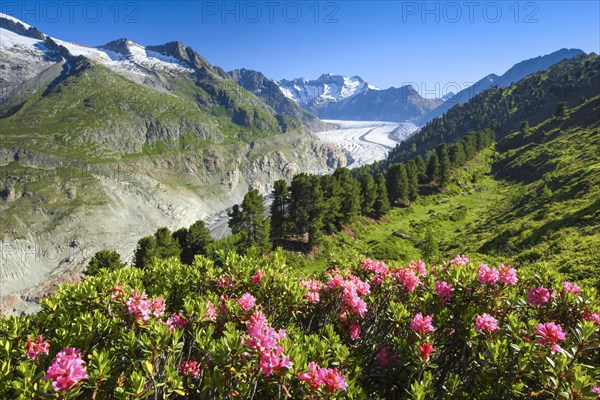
[0,14,345,313]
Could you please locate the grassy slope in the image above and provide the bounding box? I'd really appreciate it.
[299,97,600,290]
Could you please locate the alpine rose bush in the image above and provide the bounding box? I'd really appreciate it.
[1,251,598,399]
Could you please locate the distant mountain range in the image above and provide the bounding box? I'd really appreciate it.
[275,48,585,125]
[276,74,443,123]
[418,48,585,124]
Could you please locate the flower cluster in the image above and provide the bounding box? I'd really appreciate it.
[393,268,421,293]
[238,292,256,311]
[179,360,200,377]
[43,348,88,392]
[477,264,500,285]
[450,254,469,266]
[203,301,218,321]
[299,279,323,303]
[165,312,187,333]
[216,275,234,289]
[498,264,518,285]
[419,343,434,361]
[298,362,348,393]
[534,322,567,353]
[435,280,454,305]
[562,281,581,296]
[326,272,370,317]
[411,313,435,334]
[243,311,291,376]
[125,290,165,322]
[251,269,264,284]
[26,335,50,360]
[378,346,397,366]
[528,286,552,307]
[475,313,500,333]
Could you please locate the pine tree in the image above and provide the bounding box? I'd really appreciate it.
[186,220,213,262]
[269,180,289,244]
[406,160,419,203]
[358,173,377,215]
[320,174,342,232]
[373,173,390,218]
[414,155,427,183]
[154,227,182,260]
[426,153,440,183]
[334,168,361,224]
[239,190,270,252]
[422,227,439,263]
[449,142,466,166]
[289,173,324,248]
[387,163,408,206]
[228,204,243,234]
[133,236,157,268]
[87,250,125,276]
[436,144,451,187]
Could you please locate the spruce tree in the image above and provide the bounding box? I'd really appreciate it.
[334,168,361,224]
[358,173,377,215]
[387,163,408,206]
[436,144,451,187]
[134,236,157,268]
[186,220,213,261]
[449,142,466,166]
[289,173,324,248]
[426,153,440,183]
[240,190,270,252]
[414,155,427,183]
[373,173,390,218]
[269,180,289,244]
[320,174,342,232]
[154,227,182,260]
[228,204,243,234]
[406,160,419,203]
[87,250,125,276]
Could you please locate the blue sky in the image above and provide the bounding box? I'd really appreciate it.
[3,1,599,93]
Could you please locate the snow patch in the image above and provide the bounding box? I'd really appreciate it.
[0,12,32,29]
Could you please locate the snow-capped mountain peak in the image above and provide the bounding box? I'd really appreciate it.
[276,74,369,109]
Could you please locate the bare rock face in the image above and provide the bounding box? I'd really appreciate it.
[65,186,76,199]
[1,184,16,202]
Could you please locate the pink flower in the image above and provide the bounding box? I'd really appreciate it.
[298,362,322,389]
[592,386,600,399]
[166,313,187,333]
[126,290,151,321]
[298,362,347,393]
[450,254,469,266]
[259,346,292,376]
[370,274,384,285]
[582,311,600,326]
[534,322,567,353]
[150,297,165,318]
[43,348,88,392]
[349,323,361,340]
[394,268,421,293]
[378,347,397,366]
[475,313,500,333]
[528,286,551,307]
[435,280,453,305]
[110,285,124,302]
[300,279,323,303]
[477,264,499,285]
[562,281,581,296]
[411,313,435,334]
[409,260,427,276]
[179,360,200,377]
[244,311,286,352]
[216,275,234,289]
[498,264,518,285]
[251,269,264,284]
[26,335,50,360]
[238,293,256,311]
[203,301,218,321]
[320,367,348,393]
[362,258,388,275]
[419,343,434,361]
